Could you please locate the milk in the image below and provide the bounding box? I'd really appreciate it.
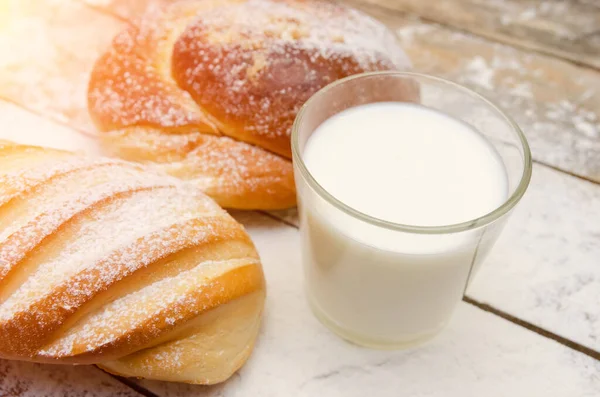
[298,102,509,347]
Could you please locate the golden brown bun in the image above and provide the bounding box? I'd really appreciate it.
[0,141,265,384]
[88,0,411,209]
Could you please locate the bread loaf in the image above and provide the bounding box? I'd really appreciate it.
[88,0,411,209]
[0,140,265,384]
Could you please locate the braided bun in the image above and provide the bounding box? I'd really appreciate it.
[88,0,410,209]
[0,141,265,384]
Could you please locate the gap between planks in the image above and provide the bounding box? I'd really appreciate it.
[103,372,162,397]
[355,0,600,72]
[533,158,600,186]
[462,297,600,362]
[416,17,600,72]
[257,210,600,363]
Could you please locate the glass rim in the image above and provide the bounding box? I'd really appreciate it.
[291,71,533,235]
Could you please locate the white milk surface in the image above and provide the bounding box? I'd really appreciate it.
[304,102,508,230]
[299,103,509,347]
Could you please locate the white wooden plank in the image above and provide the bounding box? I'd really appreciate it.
[133,213,600,397]
[0,360,142,397]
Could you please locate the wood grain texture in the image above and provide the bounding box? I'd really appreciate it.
[359,0,600,69]
[346,0,600,183]
[470,164,600,352]
[0,0,127,132]
[0,360,142,397]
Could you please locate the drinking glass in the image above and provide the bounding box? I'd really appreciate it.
[292,72,532,349]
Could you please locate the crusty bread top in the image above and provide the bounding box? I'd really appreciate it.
[0,141,264,370]
[89,0,410,158]
[87,1,410,210]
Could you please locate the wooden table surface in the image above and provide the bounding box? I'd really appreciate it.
[0,0,599,396]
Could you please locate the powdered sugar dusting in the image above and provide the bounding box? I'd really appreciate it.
[0,157,136,211]
[0,185,212,318]
[102,128,296,209]
[192,0,410,71]
[173,0,410,146]
[2,215,246,356]
[0,174,175,279]
[0,146,74,176]
[0,144,261,363]
[43,258,254,356]
[88,26,216,132]
[162,134,293,188]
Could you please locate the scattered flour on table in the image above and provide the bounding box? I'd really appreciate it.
[395,23,600,173]
[499,2,576,40]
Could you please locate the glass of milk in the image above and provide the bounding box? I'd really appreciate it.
[292,72,532,349]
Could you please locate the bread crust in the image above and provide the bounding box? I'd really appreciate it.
[88,0,411,209]
[0,141,265,384]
